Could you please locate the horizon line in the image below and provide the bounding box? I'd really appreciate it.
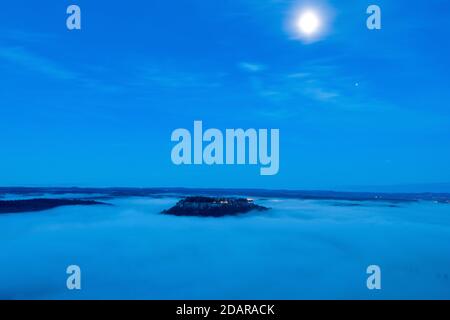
[1,185,450,195]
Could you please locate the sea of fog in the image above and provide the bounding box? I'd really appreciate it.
[0,196,449,299]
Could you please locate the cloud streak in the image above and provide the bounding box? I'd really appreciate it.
[0,46,79,80]
[238,62,266,73]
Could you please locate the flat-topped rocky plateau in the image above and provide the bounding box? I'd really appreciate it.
[162,196,270,217]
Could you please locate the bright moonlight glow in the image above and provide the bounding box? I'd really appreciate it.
[297,10,321,36]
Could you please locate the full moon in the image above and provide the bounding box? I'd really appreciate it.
[296,10,321,36]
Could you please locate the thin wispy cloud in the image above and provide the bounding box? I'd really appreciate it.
[305,87,340,102]
[0,29,56,44]
[243,62,345,105]
[0,46,79,80]
[0,43,122,94]
[238,62,266,73]
[129,65,226,90]
[236,58,372,120]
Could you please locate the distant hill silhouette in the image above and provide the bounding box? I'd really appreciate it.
[0,198,110,214]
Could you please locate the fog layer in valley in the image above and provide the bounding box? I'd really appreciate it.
[1,197,449,299]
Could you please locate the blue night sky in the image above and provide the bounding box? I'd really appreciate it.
[0,0,449,190]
